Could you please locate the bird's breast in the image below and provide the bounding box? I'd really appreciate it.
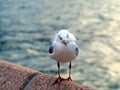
[51,43,76,63]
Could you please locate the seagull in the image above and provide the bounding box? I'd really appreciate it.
[49,29,79,84]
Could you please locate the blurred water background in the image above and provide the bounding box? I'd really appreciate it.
[0,0,120,90]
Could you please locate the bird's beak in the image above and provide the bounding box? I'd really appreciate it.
[63,40,67,45]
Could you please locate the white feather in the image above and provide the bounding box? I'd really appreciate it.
[49,29,78,63]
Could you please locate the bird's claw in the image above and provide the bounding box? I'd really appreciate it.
[66,77,73,81]
[53,76,64,84]
[53,76,73,85]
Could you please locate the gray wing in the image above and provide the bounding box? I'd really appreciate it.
[49,46,53,54]
[49,34,57,54]
[75,47,79,56]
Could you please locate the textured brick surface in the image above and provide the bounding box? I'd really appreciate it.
[0,60,39,90]
[29,73,94,90]
[0,60,95,90]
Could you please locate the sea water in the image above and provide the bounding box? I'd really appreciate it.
[0,0,120,90]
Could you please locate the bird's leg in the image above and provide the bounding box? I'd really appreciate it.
[67,61,73,81]
[53,62,64,84]
[58,61,60,77]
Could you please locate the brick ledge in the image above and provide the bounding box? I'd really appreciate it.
[0,60,95,90]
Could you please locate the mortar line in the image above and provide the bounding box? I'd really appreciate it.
[22,73,38,90]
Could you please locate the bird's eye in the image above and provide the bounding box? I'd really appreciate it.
[58,36,62,40]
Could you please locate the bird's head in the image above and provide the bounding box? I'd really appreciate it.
[57,30,76,45]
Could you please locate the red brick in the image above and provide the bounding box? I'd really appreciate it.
[29,73,94,90]
[0,60,39,90]
[0,60,95,90]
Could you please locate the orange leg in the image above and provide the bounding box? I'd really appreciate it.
[67,61,73,81]
[53,62,64,84]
